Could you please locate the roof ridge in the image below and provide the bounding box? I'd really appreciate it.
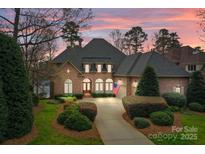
[127,53,142,75]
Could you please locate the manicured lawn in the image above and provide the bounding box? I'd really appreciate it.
[150,111,205,145]
[29,100,103,145]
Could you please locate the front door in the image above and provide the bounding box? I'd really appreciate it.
[83,78,91,94]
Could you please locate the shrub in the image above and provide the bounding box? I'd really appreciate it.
[92,93,115,98]
[133,117,150,129]
[0,33,33,138]
[65,103,80,112]
[189,103,204,112]
[55,96,76,103]
[73,93,83,99]
[79,102,97,121]
[136,66,160,96]
[0,78,8,142]
[187,71,205,105]
[122,96,167,119]
[150,111,174,126]
[163,108,174,119]
[162,92,186,107]
[32,93,39,106]
[167,106,180,112]
[57,111,70,125]
[64,112,92,131]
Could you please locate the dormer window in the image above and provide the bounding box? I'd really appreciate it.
[107,64,112,73]
[85,64,90,73]
[97,64,102,73]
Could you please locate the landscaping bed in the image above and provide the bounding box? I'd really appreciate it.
[52,102,100,139]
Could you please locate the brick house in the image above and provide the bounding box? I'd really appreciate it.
[164,46,205,76]
[45,38,189,98]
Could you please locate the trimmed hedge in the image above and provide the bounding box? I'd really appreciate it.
[0,78,8,143]
[79,102,97,121]
[73,93,83,99]
[57,103,92,131]
[162,92,186,107]
[189,103,204,112]
[122,96,167,119]
[167,106,180,112]
[0,33,33,139]
[133,117,150,129]
[150,111,174,126]
[55,96,77,103]
[92,93,115,98]
[64,112,92,131]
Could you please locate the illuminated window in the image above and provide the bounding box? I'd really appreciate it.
[97,64,102,73]
[64,79,72,94]
[85,64,90,73]
[107,64,112,73]
[95,79,103,92]
[105,78,113,91]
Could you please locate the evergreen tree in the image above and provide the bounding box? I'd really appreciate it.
[0,77,8,142]
[124,26,148,54]
[187,71,205,105]
[153,29,181,54]
[136,66,160,96]
[0,33,33,138]
[62,21,81,48]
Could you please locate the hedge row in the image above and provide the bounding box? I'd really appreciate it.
[122,96,167,119]
[92,93,116,98]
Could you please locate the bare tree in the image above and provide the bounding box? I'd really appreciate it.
[109,29,125,50]
[0,8,93,92]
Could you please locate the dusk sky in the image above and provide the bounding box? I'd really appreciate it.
[0,8,204,53]
[76,8,204,53]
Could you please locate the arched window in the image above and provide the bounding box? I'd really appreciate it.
[95,78,104,92]
[105,78,113,92]
[83,78,91,91]
[64,79,72,94]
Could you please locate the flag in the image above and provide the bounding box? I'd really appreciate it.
[113,82,120,95]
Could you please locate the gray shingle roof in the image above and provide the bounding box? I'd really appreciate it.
[115,52,190,77]
[52,38,189,77]
[52,38,126,72]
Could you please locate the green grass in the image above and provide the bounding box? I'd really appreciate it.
[29,100,103,145]
[150,111,205,145]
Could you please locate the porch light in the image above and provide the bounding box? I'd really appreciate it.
[66,69,70,74]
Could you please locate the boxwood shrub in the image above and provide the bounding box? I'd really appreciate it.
[92,93,115,98]
[150,111,174,126]
[57,111,70,125]
[162,92,186,107]
[122,96,167,119]
[167,106,180,112]
[133,117,150,129]
[73,93,83,99]
[189,102,204,112]
[79,102,97,121]
[64,112,92,131]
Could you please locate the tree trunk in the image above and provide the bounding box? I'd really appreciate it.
[13,8,20,41]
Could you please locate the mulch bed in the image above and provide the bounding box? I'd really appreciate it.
[122,112,182,136]
[52,103,101,139]
[1,104,43,145]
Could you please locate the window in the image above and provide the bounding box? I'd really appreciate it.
[173,85,184,95]
[95,79,104,92]
[64,79,72,94]
[107,64,112,73]
[105,78,113,91]
[85,64,90,73]
[187,65,196,72]
[97,64,102,73]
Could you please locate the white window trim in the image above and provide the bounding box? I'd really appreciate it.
[64,79,73,94]
[95,79,104,92]
[97,64,102,73]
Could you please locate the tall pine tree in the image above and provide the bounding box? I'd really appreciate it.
[136,66,160,96]
[0,33,33,138]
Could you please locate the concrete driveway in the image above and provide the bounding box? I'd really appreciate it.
[81,98,153,145]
